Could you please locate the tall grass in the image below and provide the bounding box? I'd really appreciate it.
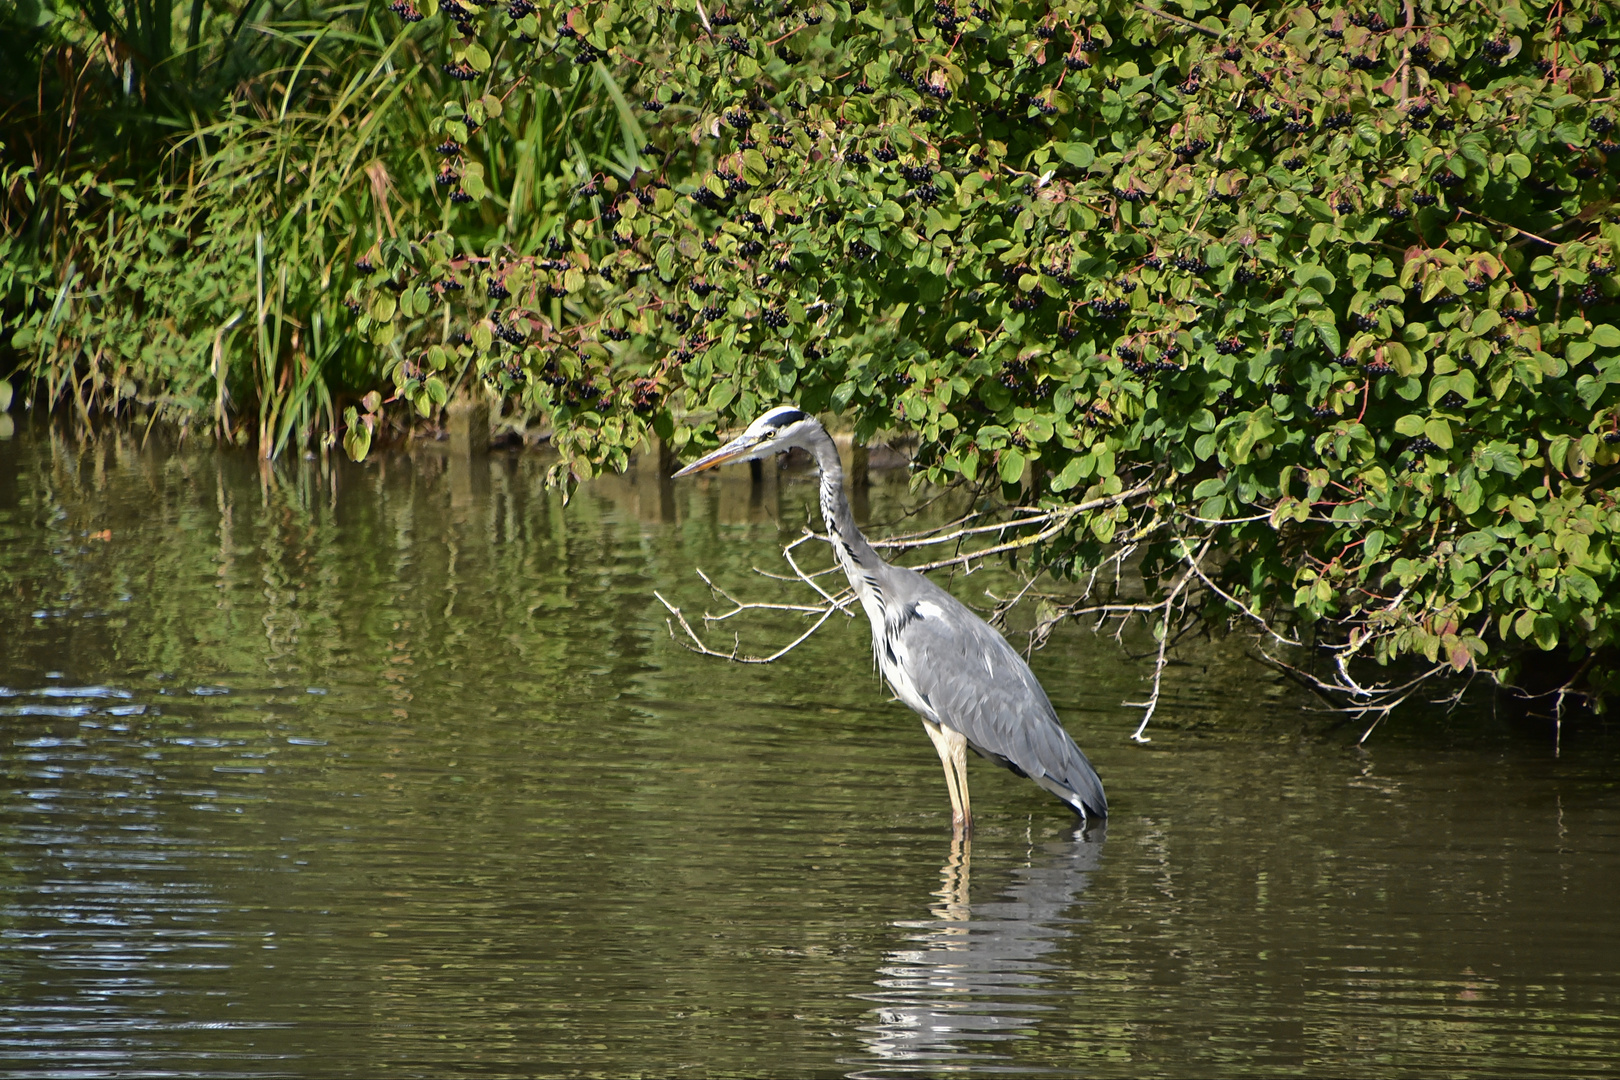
[1,1,635,456]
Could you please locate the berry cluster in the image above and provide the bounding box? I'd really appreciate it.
[629,378,661,415]
[1406,435,1440,455]
[493,317,525,346]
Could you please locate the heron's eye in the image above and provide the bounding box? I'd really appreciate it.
[763,429,777,439]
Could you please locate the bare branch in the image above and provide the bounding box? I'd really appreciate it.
[902,483,1154,572]
[1173,519,1302,647]
[695,568,839,623]
[869,513,1061,550]
[1121,535,1211,743]
[655,590,841,664]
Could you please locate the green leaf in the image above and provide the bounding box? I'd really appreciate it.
[343,406,372,463]
[1060,142,1094,168]
[1313,320,1341,357]
[998,448,1026,484]
[1455,475,1482,514]
[1394,414,1424,436]
[1051,454,1088,492]
[1424,418,1454,450]
[1591,324,1620,348]
[1294,263,1337,295]
[1533,613,1559,652]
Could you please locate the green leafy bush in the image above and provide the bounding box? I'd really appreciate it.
[129,0,1620,705]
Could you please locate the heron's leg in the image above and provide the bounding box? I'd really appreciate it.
[922,720,967,826]
[948,732,972,827]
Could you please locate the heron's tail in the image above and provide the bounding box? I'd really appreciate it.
[1036,748,1107,821]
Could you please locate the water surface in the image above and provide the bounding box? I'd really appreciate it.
[2,423,1618,1077]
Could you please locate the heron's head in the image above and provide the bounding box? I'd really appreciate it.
[673,406,819,476]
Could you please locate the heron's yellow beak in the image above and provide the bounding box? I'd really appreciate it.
[672,433,760,477]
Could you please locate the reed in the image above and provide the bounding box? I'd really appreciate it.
[1,1,631,455]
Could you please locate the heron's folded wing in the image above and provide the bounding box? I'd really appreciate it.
[894,584,1107,817]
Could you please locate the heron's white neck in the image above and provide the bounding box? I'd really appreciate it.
[801,423,884,603]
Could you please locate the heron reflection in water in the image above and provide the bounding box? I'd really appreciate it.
[675,407,1107,830]
[847,827,1105,1076]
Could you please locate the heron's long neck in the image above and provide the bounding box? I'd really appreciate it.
[804,424,883,584]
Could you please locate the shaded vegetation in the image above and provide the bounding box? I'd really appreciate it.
[1,0,634,453]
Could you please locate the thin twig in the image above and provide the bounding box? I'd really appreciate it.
[1173,520,1302,647]
[1121,536,1211,742]
[904,483,1153,571]
[655,591,840,663]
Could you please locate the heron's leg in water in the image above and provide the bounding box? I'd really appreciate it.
[922,720,972,828]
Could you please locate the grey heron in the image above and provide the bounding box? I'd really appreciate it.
[674,406,1107,829]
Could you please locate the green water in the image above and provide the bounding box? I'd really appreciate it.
[2,422,1618,1078]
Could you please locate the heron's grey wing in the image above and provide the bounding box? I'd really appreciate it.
[881,567,1107,819]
